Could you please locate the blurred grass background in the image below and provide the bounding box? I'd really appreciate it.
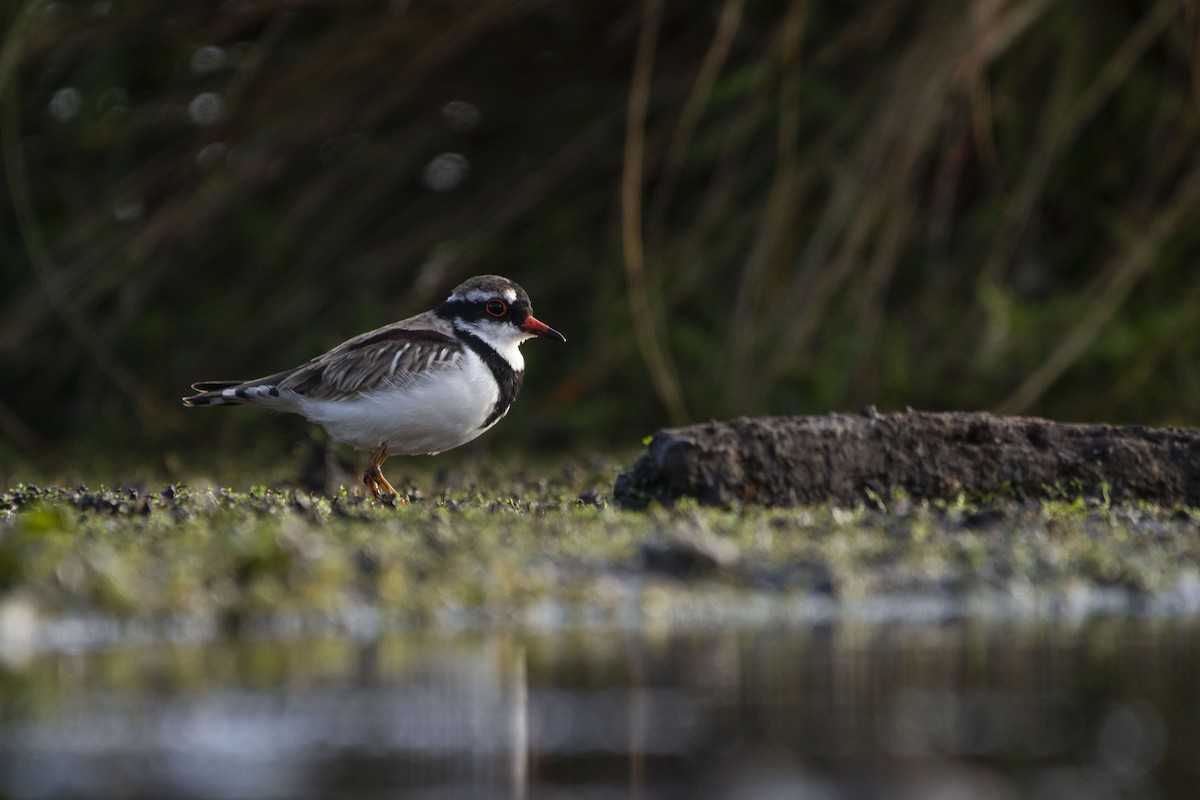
[2,0,1199,474]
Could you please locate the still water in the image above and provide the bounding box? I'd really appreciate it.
[0,616,1197,799]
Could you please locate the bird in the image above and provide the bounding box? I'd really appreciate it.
[182,275,565,499]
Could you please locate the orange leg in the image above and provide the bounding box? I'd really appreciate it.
[362,444,398,501]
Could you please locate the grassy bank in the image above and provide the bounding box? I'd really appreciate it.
[2,461,1199,642]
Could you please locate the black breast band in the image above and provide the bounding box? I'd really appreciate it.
[454,329,524,427]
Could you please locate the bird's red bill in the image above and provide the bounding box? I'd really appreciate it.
[521,315,566,342]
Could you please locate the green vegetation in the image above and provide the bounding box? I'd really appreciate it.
[2,467,1199,633]
[3,4,1199,633]
[2,1,1200,465]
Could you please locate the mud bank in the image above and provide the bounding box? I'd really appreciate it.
[614,409,1200,508]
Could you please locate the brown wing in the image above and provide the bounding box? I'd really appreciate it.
[183,312,463,406]
[275,325,463,400]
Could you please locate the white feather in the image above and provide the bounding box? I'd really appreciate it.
[294,349,501,454]
[454,318,528,371]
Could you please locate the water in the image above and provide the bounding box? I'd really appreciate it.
[0,617,1198,799]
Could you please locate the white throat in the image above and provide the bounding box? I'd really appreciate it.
[453,318,528,372]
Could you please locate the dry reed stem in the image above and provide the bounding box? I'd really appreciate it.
[724,0,806,414]
[647,0,746,247]
[976,0,1182,290]
[999,151,1200,413]
[622,0,689,425]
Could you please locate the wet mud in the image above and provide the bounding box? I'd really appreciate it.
[614,409,1200,508]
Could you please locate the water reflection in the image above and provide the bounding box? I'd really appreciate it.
[0,617,1198,798]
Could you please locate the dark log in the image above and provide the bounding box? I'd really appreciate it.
[613,409,1200,508]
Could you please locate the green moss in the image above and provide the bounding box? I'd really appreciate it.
[1,470,1199,632]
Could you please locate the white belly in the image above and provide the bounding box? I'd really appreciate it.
[294,352,501,455]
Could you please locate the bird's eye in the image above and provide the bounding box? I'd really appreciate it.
[485,299,507,317]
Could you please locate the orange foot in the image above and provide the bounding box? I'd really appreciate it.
[362,443,400,502]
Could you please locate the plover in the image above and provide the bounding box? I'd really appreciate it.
[183,275,564,499]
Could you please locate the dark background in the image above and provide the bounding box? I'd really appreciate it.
[3,0,1199,471]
